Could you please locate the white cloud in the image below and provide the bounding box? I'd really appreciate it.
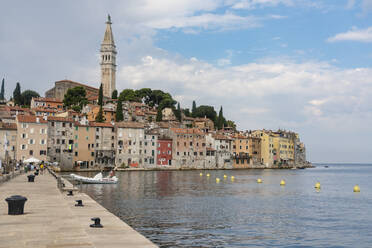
[327,26,372,42]
[231,0,294,9]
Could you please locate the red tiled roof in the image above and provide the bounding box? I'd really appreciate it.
[212,134,231,140]
[170,128,204,135]
[17,115,47,123]
[116,121,145,129]
[33,108,58,113]
[89,122,114,128]
[32,97,63,103]
[47,116,74,122]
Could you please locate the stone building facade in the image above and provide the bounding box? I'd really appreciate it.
[16,115,48,162]
[45,80,99,101]
[0,122,17,162]
[91,122,116,168]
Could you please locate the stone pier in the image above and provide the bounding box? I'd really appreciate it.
[0,171,157,248]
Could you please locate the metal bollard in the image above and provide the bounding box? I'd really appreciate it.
[5,195,27,215]
[67,190,73,196]
[75,200,83,207]
[90,217,103,228]
[27,175,35,182]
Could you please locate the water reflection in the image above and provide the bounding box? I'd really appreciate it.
[72,165,372,248]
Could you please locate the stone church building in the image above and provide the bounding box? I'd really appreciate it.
[45,15,117,99]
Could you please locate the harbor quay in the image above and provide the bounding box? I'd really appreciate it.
[0,171,157,248]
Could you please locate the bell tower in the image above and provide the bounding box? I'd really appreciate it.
[100,14,117,98]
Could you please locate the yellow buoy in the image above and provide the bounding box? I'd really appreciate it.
[280,180,286,186]
[315,182,321,189]
[200,173,203,176]
[231,176,235,181]
[223,175,227,178]
[257,178,263,183]
[206,173,210,177]
[353,185,360,192]
[216,178,220,183]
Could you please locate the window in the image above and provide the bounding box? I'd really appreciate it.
[190,142,193,146]
[57,139,60,144]
[29,150,33,155]
[111,136,114,140]
[158,150,160,154]
[129,140,132,145]
[91,152,94,156]
[75,152,78,156]
[152,136,155,139]
[194,152,197,156]
[40,139,46,145]
[22,133,26,139]
[200,152,203,156]
[152,142,155,146]
[62,139,65,144]
[22,123,28,128]
[40,150,46,155]
[177,152,179,156]
[51,122,55,127]
[29,139,34,145]
[21,144,26,150]
[158,143,160,147]
[40,129,45,134]
[168,151,171,155]
[168,143,171,147]
[62,123,66,127]
[30,128,34,134]
[152,150,155,156]
[177,142,179,146]
[145,142,148,146]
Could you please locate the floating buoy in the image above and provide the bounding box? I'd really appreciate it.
[216,178,220,183]
[200,173,203,176]
[223,175,227,178]
[231,176,235,181]
[280,180,286,186]
[353,185,360,192]
[206,173,210,177]
[257,178,263,183]
[315,182,321,189]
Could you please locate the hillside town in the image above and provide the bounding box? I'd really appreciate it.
[0,15,310,172]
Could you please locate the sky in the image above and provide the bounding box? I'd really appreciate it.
[1,0,372,163]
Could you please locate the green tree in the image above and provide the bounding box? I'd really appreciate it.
[115,98,123,122]
[156,108,162,122]
[0,78,5,100]
[135,88,152,104]
[21,90,40,106]
[174,102,181,122]
[13,82,22,105]
[95,106,105,122]
[192,100,197,117]
[98,83,103,106]
[63,86,88,112]
[217,106,224,130]
[111,89,118,99]
[193,105,217,123]
[182,108,191,117]
[119,89,141,102]
[226,120,237,131]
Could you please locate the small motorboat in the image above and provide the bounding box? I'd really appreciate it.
[70,172,118,184]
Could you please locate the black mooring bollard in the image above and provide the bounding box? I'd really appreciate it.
[5,195,27,215]
[67,190,73,196]
[75,200,83,207]
[27,175,35,182]
[90,217,103,228]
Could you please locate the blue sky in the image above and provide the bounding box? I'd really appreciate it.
[1,0,372,163]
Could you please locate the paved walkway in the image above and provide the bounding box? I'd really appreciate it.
[0,172,158,248]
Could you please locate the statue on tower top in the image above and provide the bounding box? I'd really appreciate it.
[107,14,112,24]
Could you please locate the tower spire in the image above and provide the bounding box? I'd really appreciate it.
[100,15,117,98]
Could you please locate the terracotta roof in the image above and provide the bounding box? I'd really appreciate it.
[170,128,204,135]
[213,134,231,140]
[183,116,195,121]
[130,102,146,107]
[0,122,17,130]
[55,80,99,91]
[206,147,216,151]
[89,122,114,128]
[157,121,181,129]
[116,121,145,129]
[32,97,63,103]
[145,111,157,115]
[33,108,58,113]
[135,110,145,116]
[47,116,74,122]
[17,115,47,123]
[87,95,98,101]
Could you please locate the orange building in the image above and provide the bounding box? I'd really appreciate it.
[232,134,250,168]
[30,97,63,111]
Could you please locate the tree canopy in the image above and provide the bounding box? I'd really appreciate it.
[216,106,225,130]
[63,86,88,112]
[0,78,4,100]
[115,98,123,122]
[13,82,22,105]
[98,84,103,106]
[111,89,118,99]
[21,90,40,106]
[193,105,217,123]
[119,88,177,109]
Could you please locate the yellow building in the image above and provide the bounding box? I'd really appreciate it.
[73,123,96,169]
[252,130,275,167]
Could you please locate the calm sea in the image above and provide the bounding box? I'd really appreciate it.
[74,164,372,248]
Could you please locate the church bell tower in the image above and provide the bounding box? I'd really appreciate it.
[100,14,117,98]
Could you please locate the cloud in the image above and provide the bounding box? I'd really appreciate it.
[231,0,294,9]
[327,26,372,42]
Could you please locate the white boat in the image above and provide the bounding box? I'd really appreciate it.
[70,172,118,184]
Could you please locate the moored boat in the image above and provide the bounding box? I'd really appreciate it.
[70,172,118,184]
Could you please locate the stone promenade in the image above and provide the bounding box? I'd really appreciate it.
[0,172,158,248]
